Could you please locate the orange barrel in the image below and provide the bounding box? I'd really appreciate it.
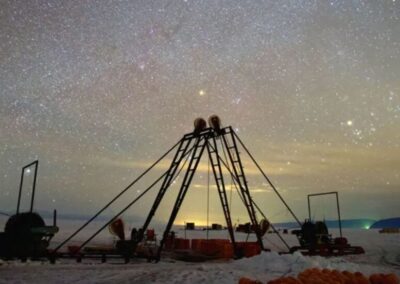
[384,273,400,284]
[213,239,229,257]
[182,239,190,249]
[174,238,190,250]
[235,241,246,257]
[239,277,262,284]
[164,237,174,250]
[173,238,181,249]
[243,243,256,258]
[199,239,219,255]
[214,239,230,246]
[191,239,203,251]
[354,272,369,284]
[220,243,234,259]
[370,273,400,284]
[243,242,261,257]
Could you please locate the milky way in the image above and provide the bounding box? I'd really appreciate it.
[0,1,399,225]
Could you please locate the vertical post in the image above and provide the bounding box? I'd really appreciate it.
[53,209,57,227]
[16,160,39,214]
[30,161,39,212]
[307,195,311,221]
[336,192,342,238]
[206,158,210,240]
[16,166,25,214]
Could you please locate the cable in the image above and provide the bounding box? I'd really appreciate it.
[233,131,302,227]
[208,141,291,251]
[54,138,182,252]
[77,171,169,251]
[220,138,234,209]
[77,143,196,252]
[252,200,291,251]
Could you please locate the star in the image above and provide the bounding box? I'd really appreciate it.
[0,0,398,223]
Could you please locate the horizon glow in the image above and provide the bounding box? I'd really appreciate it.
[0,1,399,226]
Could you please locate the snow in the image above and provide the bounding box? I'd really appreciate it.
[0,220,399,284]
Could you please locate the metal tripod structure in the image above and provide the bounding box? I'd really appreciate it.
[138,126,265,260]
[55,124,300,261]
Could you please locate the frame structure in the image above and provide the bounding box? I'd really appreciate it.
[307,191,342,238]
[138,126,265,260]
[16,160,39,214]
[55,124,300,261]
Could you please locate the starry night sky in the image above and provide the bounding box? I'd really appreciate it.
[0,1,399,226]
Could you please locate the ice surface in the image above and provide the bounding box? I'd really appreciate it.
[0,219,398,284]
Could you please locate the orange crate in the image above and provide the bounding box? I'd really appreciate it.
[174,238,190,250]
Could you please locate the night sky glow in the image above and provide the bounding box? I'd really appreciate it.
[1,1,399,225]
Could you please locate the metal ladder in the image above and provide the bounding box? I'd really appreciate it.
[156,133,210,260]
[206,134,237,254]
[221,127,264,249]
[138,135,196,243]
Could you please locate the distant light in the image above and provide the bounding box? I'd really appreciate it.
[199,90,205,96]
[26,168,31,174]
[347,120,353,126]
[364,225,370,230]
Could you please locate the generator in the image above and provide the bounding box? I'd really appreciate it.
[290,192,364,256]
[0,161,58,260]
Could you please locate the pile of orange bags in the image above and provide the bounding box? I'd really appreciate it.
[239,268,399,284]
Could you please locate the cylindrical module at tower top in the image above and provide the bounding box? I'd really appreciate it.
[208,115,222,133]
[194,117,207,134]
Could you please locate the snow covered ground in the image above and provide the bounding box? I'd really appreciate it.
[0,219,399,284]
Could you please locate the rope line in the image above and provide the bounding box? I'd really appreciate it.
[77,142,196,251]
